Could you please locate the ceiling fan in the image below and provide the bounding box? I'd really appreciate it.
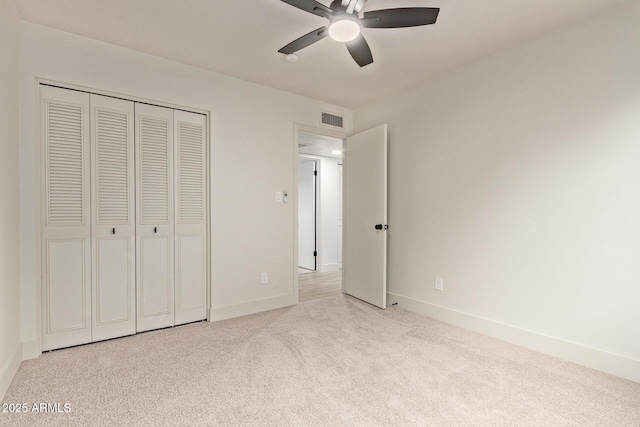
[278,0,440,67]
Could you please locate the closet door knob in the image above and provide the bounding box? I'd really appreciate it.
[112,228,116,235]
[154,227,158,234]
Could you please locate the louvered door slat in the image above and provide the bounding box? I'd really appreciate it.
[140,117,170,224]
[96,108,129,224]
[46,101,85,225]
[178,122,204,223]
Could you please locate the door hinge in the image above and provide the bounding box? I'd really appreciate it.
[313,251,317,257]
[313,170,318,176]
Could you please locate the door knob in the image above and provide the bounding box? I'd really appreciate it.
[375,224,383,230]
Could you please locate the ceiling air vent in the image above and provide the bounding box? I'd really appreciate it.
[321,112,344,129]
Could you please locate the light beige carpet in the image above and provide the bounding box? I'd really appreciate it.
[2,295,639,426]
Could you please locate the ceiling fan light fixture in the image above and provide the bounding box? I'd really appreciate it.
[278,1,440,68]
[328,15,361,42]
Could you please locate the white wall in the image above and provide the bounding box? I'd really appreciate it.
[0,0,22,400]
[355,1,640,382]
[19,22,353,357]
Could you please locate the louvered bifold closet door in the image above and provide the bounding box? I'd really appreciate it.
[174,111,208,325]
[41,86,92,351]
[90,95,136,341]
[135,103,175,332]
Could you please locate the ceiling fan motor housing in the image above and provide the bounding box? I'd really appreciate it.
[329,1,348,13]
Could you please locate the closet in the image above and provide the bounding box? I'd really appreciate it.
[41,85,208,351]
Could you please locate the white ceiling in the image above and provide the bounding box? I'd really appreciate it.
[13,0,628,108]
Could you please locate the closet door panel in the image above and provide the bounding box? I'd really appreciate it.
[90,94,136,342]
[46,240,88,332]
[136,103,175,332]
[140,236,171,315]
[41,85,92,351]
[176,235,206,313]
[174,111,207,325]
[95,238,131,322]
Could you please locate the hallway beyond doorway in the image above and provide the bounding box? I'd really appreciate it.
[298,270,342,302]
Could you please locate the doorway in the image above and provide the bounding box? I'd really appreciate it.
[296,130,344,302]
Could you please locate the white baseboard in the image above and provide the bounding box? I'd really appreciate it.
[388,292,640,383]
[21,338,41,360]
[0,342,23,401]
[210,294,294,322]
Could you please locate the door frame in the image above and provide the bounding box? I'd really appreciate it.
[293,124,349,304]
[297,156,319,272]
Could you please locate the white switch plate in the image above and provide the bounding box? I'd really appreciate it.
[261,272,269,285]
[275,191,283,203]
[434,277,443,291]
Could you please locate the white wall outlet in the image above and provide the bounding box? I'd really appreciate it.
[434,277,444,292]
[261,272,269,285]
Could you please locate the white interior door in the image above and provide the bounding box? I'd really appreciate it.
[90,94,136,341]
[344,124,388,309]
[174,110,208,325]
[41,85,92,350]
[298,159,317,271]
[135,103,175,332]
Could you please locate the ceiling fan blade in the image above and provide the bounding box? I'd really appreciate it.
[362,8,439,28]
[280,0,333,18]
[278,27,329,55]
[345,34,373,67]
